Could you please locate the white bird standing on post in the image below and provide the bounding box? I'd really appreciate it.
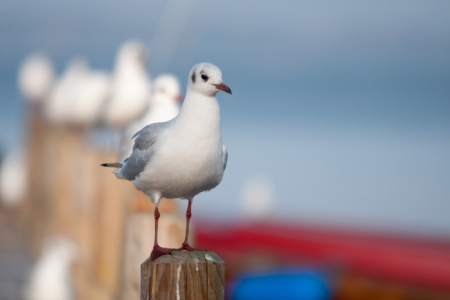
[102,63,231,260]
[118,74,182,162]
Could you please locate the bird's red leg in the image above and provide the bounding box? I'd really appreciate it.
[179,201,194,250]
[178,200,206,251]
[150,207,171,260]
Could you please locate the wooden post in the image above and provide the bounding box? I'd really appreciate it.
[24,110,48,254]
[95,151,135,297]
[121,208,189,300]
[141,250,225,300]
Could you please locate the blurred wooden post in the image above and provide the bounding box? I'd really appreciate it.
[24,110,47,253]
[140,250,225,300]
[95,151,135,297]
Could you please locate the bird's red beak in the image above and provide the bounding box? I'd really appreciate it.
[174,94,184,102]
[213,83,232,95]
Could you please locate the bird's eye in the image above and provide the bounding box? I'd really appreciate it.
[201,73,208,81]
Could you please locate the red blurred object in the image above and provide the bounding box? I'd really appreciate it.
[194,220,450,291]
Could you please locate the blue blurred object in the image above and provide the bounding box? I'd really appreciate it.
[230,268,331,300]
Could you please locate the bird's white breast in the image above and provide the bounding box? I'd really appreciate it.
[134,94,224,199]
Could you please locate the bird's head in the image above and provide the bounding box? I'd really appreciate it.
[116,40,148,68]
[153,74,182,102]
[188,63,232,97]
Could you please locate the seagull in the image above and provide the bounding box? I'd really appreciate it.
[44,58,89,124]
[103,40,151,128]
[118,74,182,162]
[69,69,110,127]
[102,62,232,260]
[18,53,55,106]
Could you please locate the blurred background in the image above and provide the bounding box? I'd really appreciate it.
[1,0,449,299]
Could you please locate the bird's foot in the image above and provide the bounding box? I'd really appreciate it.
[150,245,172,260]
[177,242,206,252]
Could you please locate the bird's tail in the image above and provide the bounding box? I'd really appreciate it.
[100,163,123,168]
[101,162,127,180]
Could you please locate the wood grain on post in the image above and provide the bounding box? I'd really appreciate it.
[141,250,225,300]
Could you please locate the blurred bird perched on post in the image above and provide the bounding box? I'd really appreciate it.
[18,53,55,107]
[24,237,78,300]
[103,40,152,129]
[119,74,182,162]
[43,58,110,128]
[69,69,110,128]
[44,58,90,125]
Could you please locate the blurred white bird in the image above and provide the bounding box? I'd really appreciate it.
[103,40,152,128]
[118,74,181,162]
[18,53,55,105]
[0,150,28,207]
[70,70,110,127]
[44,58,89,124]
[24,237,78,300]
[241,175,274,218]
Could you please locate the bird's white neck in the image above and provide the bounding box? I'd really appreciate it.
[175,90,221,136]
[180,90,220,120]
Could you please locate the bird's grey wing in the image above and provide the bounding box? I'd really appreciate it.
[120,122,170,180]
[222,145,228,171]
[132,122,169,151]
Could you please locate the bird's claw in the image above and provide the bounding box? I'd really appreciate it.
[177,243,206,252]
[150,245,172,260]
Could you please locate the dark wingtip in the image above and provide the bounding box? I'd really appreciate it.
[100,163,107,167]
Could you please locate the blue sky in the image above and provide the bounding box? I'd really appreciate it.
[1,0,449,235]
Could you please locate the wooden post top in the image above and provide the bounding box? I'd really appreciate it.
[148,250,223,264]
[141,250,225,300]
